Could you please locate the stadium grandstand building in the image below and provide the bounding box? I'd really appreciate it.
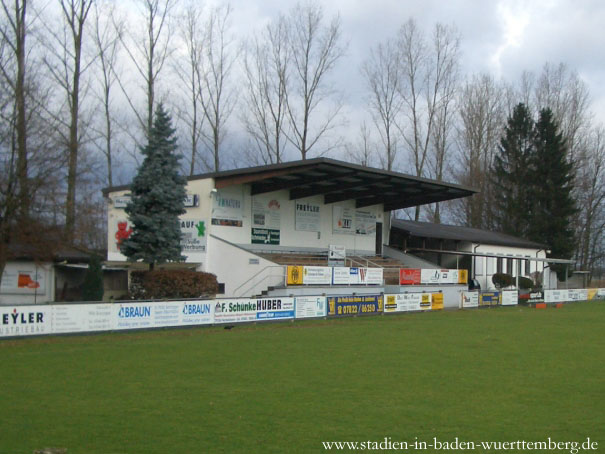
[103,158,476,299]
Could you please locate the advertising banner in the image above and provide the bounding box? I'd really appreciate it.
[528,291,544,304]
[598,289,605,298]
[333,205,355,235]
[112,302,157,330]
[419,293,432,310]
[213,298,294,323]
[0,263,49,295]
[179,301,214,325]
[587,289,598,300]
[303,266,332,285]
[295,296,326,318]
[421,269,441,284]
[480,292,500,306]
[383,293,423,312]
[287,266,304,285]
[545,289,569,303]
[458,270,469,284]
[501,290,519,306]
[400,269,421,285]
[355,210,376,235]
[328,244,346,266]
[461,292,479,308]
[295,201,320,232]
[252,196,281,230]
[51,304,112,334]
[180,219,207,253]
[348,267,383,285]
[327,294,383,317]
[251,228,280,245]
[332,267,351,285]
[211,186,244,227]
[431,293,444,310]
[0,305,52,337]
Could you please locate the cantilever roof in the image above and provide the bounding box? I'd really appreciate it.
[103,158,476,211]
[392,219,547,249]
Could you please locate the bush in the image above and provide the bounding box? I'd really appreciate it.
[492,273,513,289]
[129,270,218,300]
[517,276,534,290]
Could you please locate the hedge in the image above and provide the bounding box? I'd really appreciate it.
[129,270,218,300]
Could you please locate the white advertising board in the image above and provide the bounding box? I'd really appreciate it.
[295,296,326,318]
[461,292,479,308]
[180,219,207,253]
[545,289,569,303]
[295,201,321,232]
[598,289,605,298]
[333,205,355,235]
[213,297,294,323]
[252,196,281,230]
[51,304,112,334]
[0,263,49,295]
[112,302,157,330]
[303,266,332,285]
[354,210,376,235]
[0,305,52,337]
[501,290,518,306]
[384,293,422,312]
[212,186,244,227]
[332,267,351,285]
[421,269,440,284]
[358,267,383,285]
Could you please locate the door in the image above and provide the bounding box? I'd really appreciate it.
[375,222,382,255]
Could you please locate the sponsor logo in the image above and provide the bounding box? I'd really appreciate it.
[118,306,151,318]
[2,308,44,325]
[182,303,211,315]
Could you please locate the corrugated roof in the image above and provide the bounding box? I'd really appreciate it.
[391,219,547,250]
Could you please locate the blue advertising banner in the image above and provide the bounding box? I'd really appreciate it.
[480,292,500,306]
[327,294,383,317]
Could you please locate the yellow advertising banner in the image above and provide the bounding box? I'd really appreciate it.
[431,293,444,310]
[420,293,432,310]
[587,289,598,300]
[287,266,303,285]
[458,270,468,284]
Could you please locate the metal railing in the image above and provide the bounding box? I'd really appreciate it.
[232,265,287,298]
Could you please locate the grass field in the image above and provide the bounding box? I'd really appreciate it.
[1,302,604,454]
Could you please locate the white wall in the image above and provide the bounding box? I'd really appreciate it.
[107,179,387,266]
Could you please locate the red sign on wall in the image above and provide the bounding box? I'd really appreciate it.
[399,268,421,285]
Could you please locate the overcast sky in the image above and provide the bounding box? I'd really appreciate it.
[222,0,605,127]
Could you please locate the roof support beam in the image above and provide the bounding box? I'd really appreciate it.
[250,173,325,195]
[290,175,390,200]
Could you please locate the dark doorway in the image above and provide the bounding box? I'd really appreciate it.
[375,222,383,255]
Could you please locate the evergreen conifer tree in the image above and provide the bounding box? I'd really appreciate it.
[82,254,104,301]
[121,105,187,269]
[492,103,535,237]
[529,108,577,280]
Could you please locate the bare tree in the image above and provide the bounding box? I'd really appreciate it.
[173,1,204,175]
[0,0,28,217]
[241,14,289,165]
[361,37,402,171]
[284,3,345,160]
[345,121,376,167]
[396,19,461,220]
[118,0,177,141]
[454,73,505,229]
[197,4,236,171]
[41,0,94,242]
[91,1,123,187]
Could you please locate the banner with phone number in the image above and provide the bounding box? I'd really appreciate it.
[327,295,383,317]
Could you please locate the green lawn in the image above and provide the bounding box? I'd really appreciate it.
[1,302,604,454]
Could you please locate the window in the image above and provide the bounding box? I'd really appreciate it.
[525,259,530,275]
[507,258,513,275]
[497,258,503,274]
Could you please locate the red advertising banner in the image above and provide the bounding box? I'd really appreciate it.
[399,268,421,285]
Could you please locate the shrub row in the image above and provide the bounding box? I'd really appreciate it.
[130,270,218,299]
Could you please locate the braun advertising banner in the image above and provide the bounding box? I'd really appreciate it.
[327,295,383,317]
